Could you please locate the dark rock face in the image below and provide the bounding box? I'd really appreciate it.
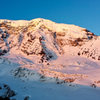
[24,96,30,100]
[0,28,9,56]
[0,84,16,100]
[78,47,100,61]
[0,97,10,100]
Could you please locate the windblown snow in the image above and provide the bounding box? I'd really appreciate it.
[0,18,100,100]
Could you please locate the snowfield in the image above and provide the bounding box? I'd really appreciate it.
[0,18,100,100]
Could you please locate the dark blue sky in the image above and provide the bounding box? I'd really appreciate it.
[0,0,100,35]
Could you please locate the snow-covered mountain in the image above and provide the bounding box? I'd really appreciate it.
[0,18,100,100]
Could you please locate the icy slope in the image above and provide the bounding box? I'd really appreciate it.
[0,18,100,100]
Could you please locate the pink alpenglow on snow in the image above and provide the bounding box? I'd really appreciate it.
[0,18,100,100]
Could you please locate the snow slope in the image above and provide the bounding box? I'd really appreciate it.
[0,18,100,100]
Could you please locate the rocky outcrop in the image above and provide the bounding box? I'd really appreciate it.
[0,83,16,100]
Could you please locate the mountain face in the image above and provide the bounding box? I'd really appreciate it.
[0,18,99,59]
[0,18,100,100]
